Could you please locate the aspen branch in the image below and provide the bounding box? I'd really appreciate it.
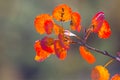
[76,41,120,62]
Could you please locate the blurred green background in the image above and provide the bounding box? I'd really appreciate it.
[1,0,120,80]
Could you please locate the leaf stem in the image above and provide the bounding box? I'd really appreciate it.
[104,59,114,68]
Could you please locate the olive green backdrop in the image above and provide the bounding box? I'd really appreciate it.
[0,0,120,80]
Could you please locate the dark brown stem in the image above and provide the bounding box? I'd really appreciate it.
[85,44,116,59]
[84,25,94,41]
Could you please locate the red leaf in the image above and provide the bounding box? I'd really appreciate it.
[34,40,51,62]
[98,20,111,39]
[41,36,54,53]
[54,40,67,60]
[44,20,54,35]
[92,12,105,33]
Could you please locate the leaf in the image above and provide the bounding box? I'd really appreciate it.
[70,12,82,32]
[79,46,96,64]
[91,65,110,80]
[54,40,67,60]
[98,20,111,39]
[34,14,53,34]
[53,24,62,35]
[58,32,70,50]
[41,36,54,53]
[44,20,54,35]
[111,73,120,80]
[92,12,105,33]
[34,40,51,62]
[52,4,72,22]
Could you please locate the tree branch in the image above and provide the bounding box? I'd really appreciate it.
[77,41,120,62]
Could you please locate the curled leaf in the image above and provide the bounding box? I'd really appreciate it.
[92,12,105,33]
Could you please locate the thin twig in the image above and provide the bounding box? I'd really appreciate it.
[76,41,120,62]
[84,25,93,41]
[85,44,116,59]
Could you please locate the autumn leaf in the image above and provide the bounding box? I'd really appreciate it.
[58,32,71,50]
[44,20,54,35]
[79,46,96,64]
[41,36,54,53]
[52,4,72,22]
[111,73,120,80]
[70,12,82,32]
[92,12,105,33]
[98,20,111,39]
[91,65,110,80]
[54,40,67,60]
[34,14,54,34]
[34,40,51,62]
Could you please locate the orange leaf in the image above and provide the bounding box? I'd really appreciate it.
[34,14,53,34]
[98,20,111,39]
[79,46,96,64]
[53,24,60,35]
[53,24,63,35]
[52,4,72,22]
[54,40,67,60]
[70,12,82,32]
[111,74,120,80]
[34,40,51,62]
[91,65,110,80]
